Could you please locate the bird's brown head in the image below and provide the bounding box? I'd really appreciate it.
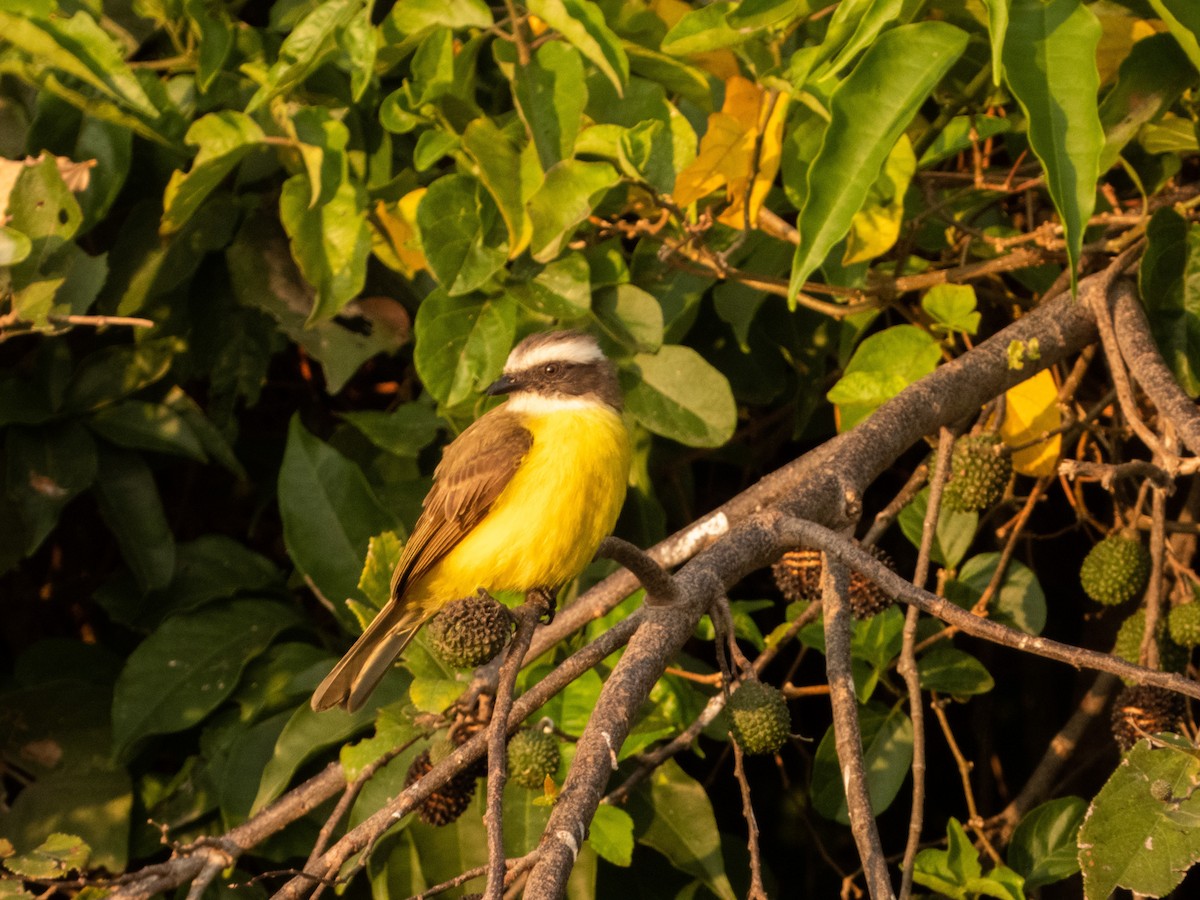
[485,331,622,413]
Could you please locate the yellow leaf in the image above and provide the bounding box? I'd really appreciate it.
[717,90,790,228]
[843,135,916,265]
[1093,0,1162,85]
[369,189,426,277]
[1000,369,1062,477]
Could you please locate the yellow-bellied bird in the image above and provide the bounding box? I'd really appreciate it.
[312,331,631,712]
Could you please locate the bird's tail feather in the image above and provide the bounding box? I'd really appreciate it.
[310,606,425,713]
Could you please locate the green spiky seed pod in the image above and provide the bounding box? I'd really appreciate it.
[1112,610,1189,682]
[404,749,478,826]
[772,547,896,619]
[427,591,513,668]
[1110,685,1184,751]
[507,728,560,790]
[1080,535,1150,606]
[1168,603,1200,648]
[942,434,1012,512]
[728,680,791,755]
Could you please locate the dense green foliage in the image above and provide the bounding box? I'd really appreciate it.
[3,0,1200,897]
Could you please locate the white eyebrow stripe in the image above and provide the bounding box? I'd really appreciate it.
[507,337,604,371]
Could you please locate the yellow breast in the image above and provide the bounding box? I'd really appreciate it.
[411,404,631,605]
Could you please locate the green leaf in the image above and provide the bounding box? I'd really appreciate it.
[341,404,441,458]
[340,1,377,102]
[1099,33,1196,173]
[461,117,531,255]
[624,45,712,112]
[251,673,409,813]
[1147,0,1200,71]
[726,0,807,31]
[88,400,207,461]
[526,0,628,95]
[811,702,914,824]
[826,325,941,431]
[621,345,736,448]
[358,531,404,610]
[945,553,1047,635]
[380,0,492,35]
[279,173,370,323]
[982,0,1010,86]
[64,338,179,413]
[919,115,1012,168]
[660,2,745,55]
[245,0,363,112]
[917,645,995,696]
[1138,209,1200,397]
[111,598,304,758]
[278,416,396,624]
[1002,0,1103,291]
[589,804,634,867]
[527,159,620,263]
[412,289,517,407]
[508,253,592,318]
[630,759,736,900]
[915,818,1025,899]
[0,226,31,265]
[512,40,587,170]
[417,174,509,295]
[1079,735,1200,900]
[2,833,89,879]
[922,284,980,337]
[0,1,159,120]
[183,0,235,93]
[162,112,265,234]
[789,22,968,302]
[898,487,978,569]
[592,283,664,354]
[1008,796,1086,889]
[93,448,175,592]
[5,422,97,554]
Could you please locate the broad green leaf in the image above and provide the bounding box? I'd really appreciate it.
[461,117,531,255]
[162,112,265,234]
[915,818,1026,900]
[341,405,441,458]
[624,45,712,110]
[589,804,634,867]
[843,134,916,265]
[592,284,663,355]
[726,0,808,31]
[1008,796,1087,889]
[1098,33,1196,173]
[279,173,370,323]
[250,673,409,812]
[826,325,941,431]
[416,174,509,295]
[512,40,587,170]
[621,345,736,448]
[88,400,207,461]
[660,2,745,55]
[412,289,517,407]
[789,22,967,301]
[0,226,31,265]
[922,284,981,336]
[1138,208,1200,398]
[184,0,235,93]
[630,759,736,900]
[1003,0,1104,291]
[526,0,628,95]
[508,253,592,318]
[278,416,396,623]
[823,0,906,77]
[2,833,89,879]
[917,645,994,696]
[527,159,620,262]
[64,339,178,413]
[0,1,158,119]
[4,422,97,554]
[340,1,377,102]
[982,0,1010,85]
[945,553,1047,635]
[1079,735,1200,900]
[111,598,303,758]
[1147,0,1200,71]
[380,0,492,35]
[245,0,363,112]
[898,487,978,569]
[93,448,175,592]
[811,702,913,824]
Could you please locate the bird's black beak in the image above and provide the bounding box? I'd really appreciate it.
[485,373,519,396]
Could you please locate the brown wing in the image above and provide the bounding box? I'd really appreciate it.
[390,410,533,600]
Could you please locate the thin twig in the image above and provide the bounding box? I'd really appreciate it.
[484,593,550,900]
[730,740,768,900]
[929,698,1002,864]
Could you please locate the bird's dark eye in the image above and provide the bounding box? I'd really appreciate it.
[543,363,559,376]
